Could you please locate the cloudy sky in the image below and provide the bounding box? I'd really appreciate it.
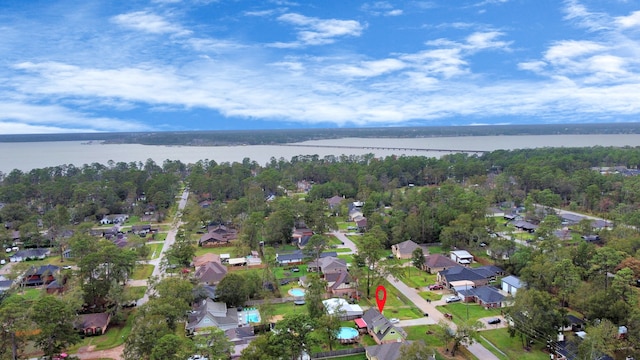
[1,0,639,134]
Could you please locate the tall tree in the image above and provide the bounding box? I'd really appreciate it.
[305,273,327,319]
[0,296,32,360]
[30,295,81,357]
[356,225,387,298]
[150,334,195,360]
[193,327,234,360]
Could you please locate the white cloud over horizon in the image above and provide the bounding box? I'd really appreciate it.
[0,0,639,134]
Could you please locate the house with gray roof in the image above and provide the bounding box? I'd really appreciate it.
[423,254,459,274]
[10,248,50,262]
[501,275,523,296]
[361,308,406,344]
[365,341,427,360]
[186,299,239,334]
[391,240,420,259]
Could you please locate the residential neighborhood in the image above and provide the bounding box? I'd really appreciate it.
[1,146,640,360]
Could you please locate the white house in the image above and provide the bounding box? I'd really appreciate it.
[501,275,523,296]
[450,250,474,265]
[323,298,363,319]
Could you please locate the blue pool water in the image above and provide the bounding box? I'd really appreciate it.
[246,313,260,323]
[337,327,359,340]
[289,288,306,297]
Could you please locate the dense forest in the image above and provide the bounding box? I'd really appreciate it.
[1,145,640,359]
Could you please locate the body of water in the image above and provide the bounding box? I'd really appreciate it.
[1,134,640,173]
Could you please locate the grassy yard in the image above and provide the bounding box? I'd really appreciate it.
[12,287,43,301]
[131,264,154,280]
[124,286,147,300]
[269,301,309,318]
[478,328,550,360]
[152,232,167,241]
[435,303,502,325]
[273,265,308,279]
[397,267,437,288]
[147,243,164,259]
[193,245,237,256]
[69,309,136,352]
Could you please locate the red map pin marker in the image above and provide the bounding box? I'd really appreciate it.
[375,285,387,314]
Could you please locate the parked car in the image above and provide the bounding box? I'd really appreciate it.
[428,284,443,290]
[445,295,462,303]
[389,318,400,324]
[280,279,290,285]
[488,318,501,325]
[291,267,300,272]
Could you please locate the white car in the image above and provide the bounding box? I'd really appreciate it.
[389,318,400,324]
[187,356,209,360]
[445,295,462,303]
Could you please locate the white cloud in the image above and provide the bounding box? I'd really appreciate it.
[616,10,640,29]
[361,2,403,16]
[332,58,406,78]
[271,13,364,47]
[0,101,149,132]
[111,11,191,36]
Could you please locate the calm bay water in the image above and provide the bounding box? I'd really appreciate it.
[1,134,640,173]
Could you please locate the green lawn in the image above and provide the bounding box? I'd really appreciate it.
[69,309,136,352]
[270,301,309,318]
[124,286,147,300]
[479,328,550,360]
[397,267,436,288]
[273,265,308,279]
[194,245,237,256]
[435,303,502,324]
[131,264,154,280]
[11,287,43,301]
[147,243,164,259]
[419,291,442,302]
[152,232,167,241]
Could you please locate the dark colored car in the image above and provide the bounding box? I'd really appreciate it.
[488,318,501,325]
[428,284,443,290]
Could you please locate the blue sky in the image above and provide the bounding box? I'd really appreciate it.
[1,0,639,134]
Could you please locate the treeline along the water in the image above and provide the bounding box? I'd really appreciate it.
[1,122,640,145]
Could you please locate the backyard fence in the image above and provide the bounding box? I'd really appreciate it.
[310,347,365,359]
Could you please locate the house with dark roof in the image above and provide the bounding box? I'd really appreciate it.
[195,261,228,286]
[512,220,538,233]
[77,313,111,336]
[361,308,406,344]
[325,271,356,297]
[437,266,489,288]
[391,240,420,259]
[199,226,238,247]
[21,264,58,286]
[186,299,239,334]
[423,254,459,274]
[458,285,505,308]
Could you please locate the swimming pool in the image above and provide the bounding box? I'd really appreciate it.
[337,327,359,340]
[246,313,260,323]
[289,288,306,297]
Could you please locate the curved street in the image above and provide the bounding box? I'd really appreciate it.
[332,230,501,360]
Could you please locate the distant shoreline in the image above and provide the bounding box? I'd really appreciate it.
[1,123,640,146]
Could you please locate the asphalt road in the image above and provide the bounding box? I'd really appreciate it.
[331,229,501,360]
[136,188,189,306]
